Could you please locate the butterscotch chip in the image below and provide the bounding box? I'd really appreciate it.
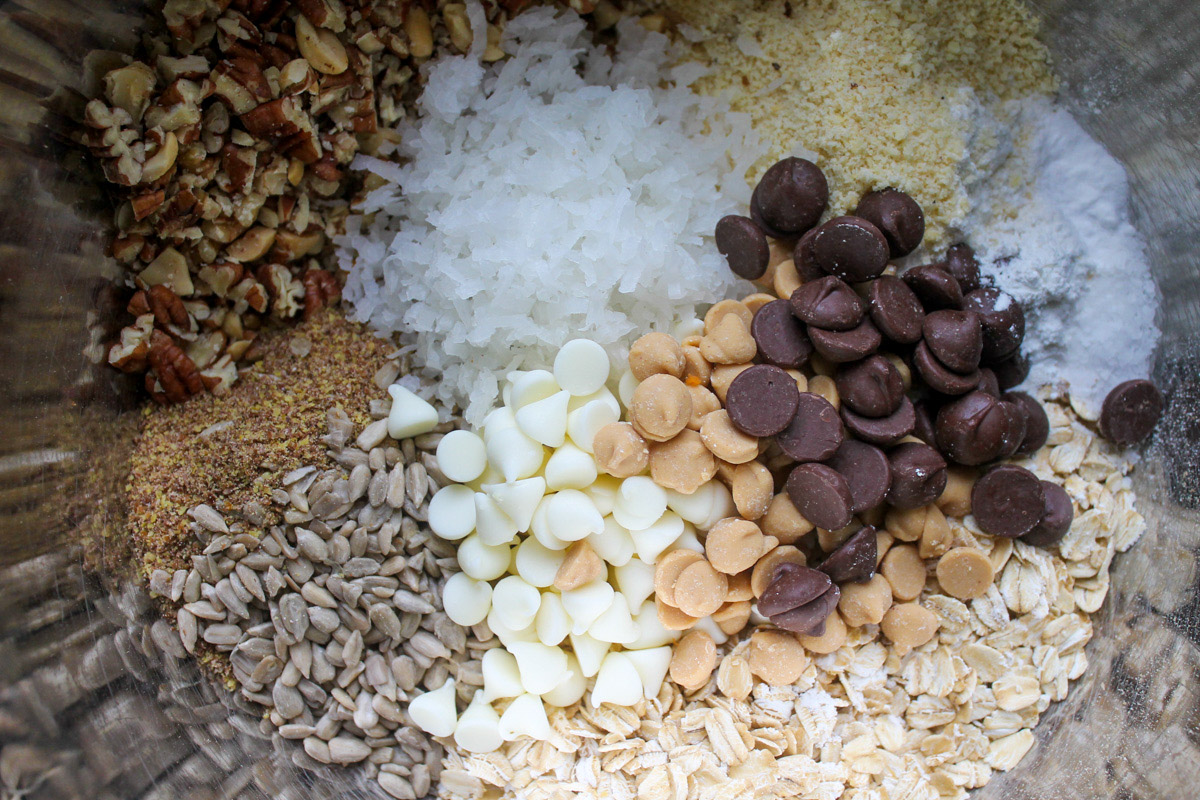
[593,422,650,478]
[838,574,893,627]
[797,610,847,654]
[808,374,840,409]
[649,430,717,494]
[725,569,754,602]
[681,345,711,387]
[785,369,809,394]
[670,630,717,691]
[760,492,815,545]
[628,332,685,381]
[748,629,808,686]
[703,299,753,333]
[656,595,699,631]
[875,529,895,565]
[554,540,604,592]
[710,364,753,404]
[732,461,774,520]
[881,603,940,653]
[630,374,692,442]
[713,600,752,635]
[880,544,926,602]
[885,505,927,542]
[767,238,793,270]
[742,292,776,314]
[699,409,759,464]
[772,258,802,299]
[936,547,994,600]
[699,314,756,365]
[917,505,953,559]
[685,384,722,430]
[674,561,729,618]
[937,466,976,518]
[885,352,913,391]
[705,518,767,575]
[817,521,860,553]
[750,545,807,598]
[654,549,705,607]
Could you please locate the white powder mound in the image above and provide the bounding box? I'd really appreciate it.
[955,96,1160,418]
[338,7,762,424]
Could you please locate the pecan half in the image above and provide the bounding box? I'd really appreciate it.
[147,329,205,404]
[302,268,340,319]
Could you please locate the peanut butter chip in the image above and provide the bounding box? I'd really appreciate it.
[917,505,952,559]
[881,602,940,653]
[669,630,717,691]
[726,569,754,602]
[654,548,705,608]
[710,364,753,404]
[772,258,802,300]
[699,410,759,464]
[875,529,895,565]
[742,292,776,314]
[628,332,685,381]
[681,345,711,387]
[673,561,728,618]
[808,374,840,409]
[936,547,994,600]
[880,544,926,602]
[884,504,928,542]
[593,422,649,478]
[656,596,700,631]
[650,430,717,494]
[699,313,757,365]
[797,610,847,654]
[703,299,753,333]
[554,540,604,592]
[732,461,774,520]
[630,374,692,442]
[750,545,807,598]
[937,466,976,518]
[838,573,894,627]
[705,518,767,575]
[748,629,808,685]
[686,384,722,430]
[760,492,815,545]
[712,599,752,635]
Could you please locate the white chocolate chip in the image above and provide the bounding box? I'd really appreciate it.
[617,370,638,409]
[627,600,682,650]
[514,537,565,588]
[481,649,524,702]
[692,614,730,646]
[491,576,542,632]
[515,389,570,447]
[484,477,545,532]
[566,399,620,454]
[428,485,477,541]
[543,654,587,707]
[509,369,558,409]
[529,496,568,551]
[408,677,457,737]
[457,534,511,581]
[568,386,622,417]
[482,406,519,441]
[614,557,656,609]
[486,603,538,647]
[568,631,610,678]
[544,442,599,490]
[498,693,551,741]
[590,652,642,708]
[386,384,439,440]
[588,591,640,644]
[534,593,572,646]
[436,430,488,483]
[508,641,568,695]
[584,475,621,516]
[624,646,673,700]
[561,579,615,634]
[486,426,545,482]
[442,572,492,627]
[612,476,668,531]
[473,492,519,546]
[554,339,610,396]
[546,489,605,542]
[697,481,736,531]
[453,691,503,754]
[587,516,636,567]
[666,482,719,525]
[630,511,685,563]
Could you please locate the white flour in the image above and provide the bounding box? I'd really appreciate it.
[952,95,1160,418]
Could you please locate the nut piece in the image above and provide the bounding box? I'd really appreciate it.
[699,314,756,365]
[593,422,650,478]
[880,603,940,653]
[712,600,752,635]
[669,630,717,691]
[699,410,758,464]
[732,461,773,520]
[748,629,808,685]
[937,466,976,518]
[935,547,994,600]
[705,518,767,575]
[838,574,893,627]
[796,610,847,654]
[650,430,717,494]
[295,15,349,75]
[654,549,705,608]
[629,332,685,381]
[673,560,728,618]
[405,6,435,59]
[750,545,807,598]
[760,493,815,545]
[554,540,604,592]
[630,374,692,443]
[880,544,926,602]
[685,384,722,430]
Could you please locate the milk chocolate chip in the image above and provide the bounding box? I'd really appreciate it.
[971,464,1046,538]
[835,355,904,418]
[963,288,1025,363]
[1099,379,1165,446]
[887,442,948,509]
[818,525,879,584]
[750,157,829,237]
[934,391,1010,465]
[786,463,854,531]
[757,563,832,617]
[854,188,926,257]
[772,584,841,636]
[751,299,813,369]
[792,227,826,282]
[726,364,801,437]
[1021,481,1074,547]
[841,396,915,446]
[809,317,882,363]
[868,275,925,344]
[715,215,770,280]
[823,440,891,514]
[992,351,1030,391]
[922,310,984,374]
[913,340,981,395]
[790,276,865,331]
[810,216,890,282]
[903,264,963,311]
[776,392,844,462]
[1005,391,1049,457]
[943,243,982,294]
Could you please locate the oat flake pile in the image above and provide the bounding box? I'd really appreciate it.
[69,2,1168,800]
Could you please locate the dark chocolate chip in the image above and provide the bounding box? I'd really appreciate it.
[750,157,829,237]
[992,351,1030,391]
[786,463,855,530]
[1099,379,1165,446]
[971,464,1046,538]
[963,288,1025,363]
[726,364,802,437]
[776,392,845,462]
[1021,482,1074,547]
[903,264,963,311]
[996,399,1028,460]
[819,526,878,583]
[922,310,983,374]
[823,440,891,514]
[913,341,981,395]
[887,442,948,509]
[770,584,841,636]
[944,243,982,294]
[934,391,1010,465]
[792,227,826,282]
[854,189,926,257]
[976,368,1001,398]
[810,216,890,282]
[715,215,770,280]
[809,317,882,363]
[758,564,832,616]
[841,396,916,446]
[835,355,904,418]
[1005,392,1049,457]
[789,276,865,331]
[868,275,925,344]
[913,399,939,445]
[751,299,813,370]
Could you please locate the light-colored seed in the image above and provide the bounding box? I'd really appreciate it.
[407,630,450,661]
[192,503,229,533]
[301,581,338,608]
[203,624,242,646]
[369,604,404,639]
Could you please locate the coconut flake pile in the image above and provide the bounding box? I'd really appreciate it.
[338,7,762,424]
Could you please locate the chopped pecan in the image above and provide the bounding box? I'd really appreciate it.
[220,142,258,193]
[228,276,268,314]
[137,248,195,296]
[295,0,347,32]
[272,227,325,261]
[108,314,155,373]
[129,284,191,329]
[200,354,239,395]
[109,234,145,263]
[131,189,167,220]
[197,261,244,296]
[302,267,339,319]
[226,225,276,262]
[257,262,303,318]
[147,329,205,403]
[186,330,228,369]
[212,56,272,114]
[104,63,158,123]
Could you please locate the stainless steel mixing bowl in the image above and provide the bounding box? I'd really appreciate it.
[1,0,1197,797]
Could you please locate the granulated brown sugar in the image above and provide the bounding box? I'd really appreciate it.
[662,0,1055,246]
[124,311,391,575]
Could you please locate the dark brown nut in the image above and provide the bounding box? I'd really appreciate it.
[786,463,854,531]
[776,392,844,463]
[751,299,813,369]
[854,188,925,257]
[868,275,925,344]
[749,157,828,238]
[922,310,983,374]
[944,243,982,294]
[818,525,878,584]
[963,288,1025,363]
[726,364,801,437]
[903,264,963,311]
[886,442,948,509]
[971,464,1046,538]
[1099,379,1165,446]
[934,391,1012,465]
[913,340,981,396]
[715,215,770,280]
[823,440,891,514]
[1005,392,1050,457]
[835,355,904,418]
[809,216,890,282]
[789,276,865,331]
[1021,481,1074,547]
[841,396,915,446]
